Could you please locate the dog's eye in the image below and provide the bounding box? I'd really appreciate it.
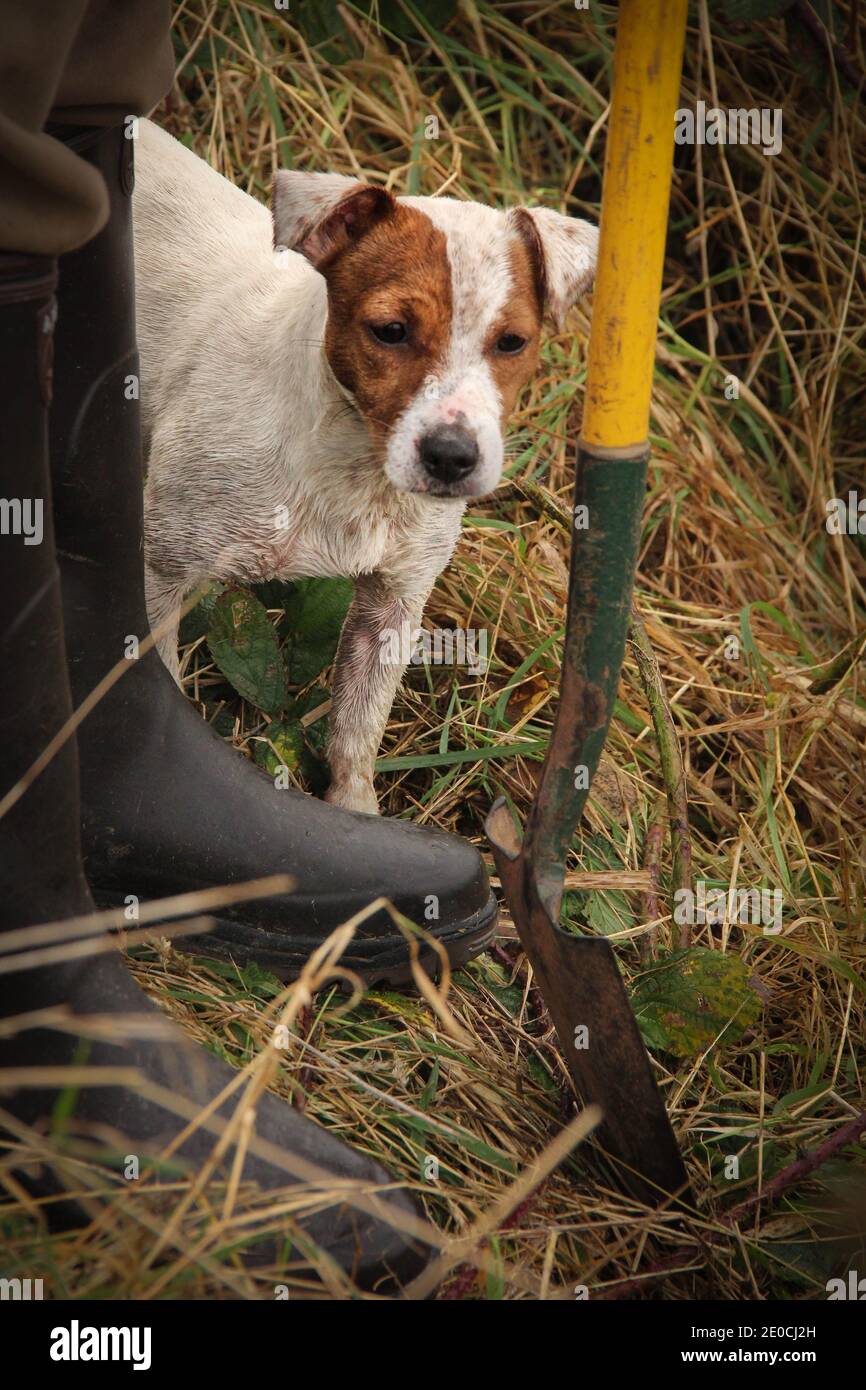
[495,333,527,355]
[370,321,408,346]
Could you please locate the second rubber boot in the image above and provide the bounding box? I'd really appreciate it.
[0,249,431,1289]
[48,124,496,987]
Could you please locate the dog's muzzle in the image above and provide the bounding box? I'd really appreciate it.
[418,425,479,486]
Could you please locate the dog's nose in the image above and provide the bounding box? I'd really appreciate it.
[419,426,479,484]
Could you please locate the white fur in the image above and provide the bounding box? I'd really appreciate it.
[132,120,596,812]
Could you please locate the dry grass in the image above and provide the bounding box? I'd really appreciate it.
[2,0,865,1298]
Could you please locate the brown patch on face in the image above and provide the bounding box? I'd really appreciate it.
[486,231,544,418]
[510,207,548,310]
[318,204,453,440]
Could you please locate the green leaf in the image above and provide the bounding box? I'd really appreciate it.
[205,705,237,739]
[485,1236,505,1300]
[739,603,771,691]
[484,977,525,1016]
[179,581,226,646]
[236,958,283,1000]
[282,578,353,687]
[632,947,763,1058]
[253,720,307,777]
[587,888,634,937]
[207,587,288,716]
[418,1059,440,1111]
[398,1112,516,1175]
[375,739,546,773]
[772,1081,832,1116]
[561,834,634,937]
[254,718,326,795]
[748,600,816,663]
[526,1053,558,1094]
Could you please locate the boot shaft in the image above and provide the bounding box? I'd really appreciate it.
[48,125,153,692]
[0,250,93,939]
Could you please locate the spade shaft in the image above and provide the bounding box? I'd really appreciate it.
[488,0,690,1206]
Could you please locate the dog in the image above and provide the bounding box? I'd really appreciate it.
[133,119,597,814]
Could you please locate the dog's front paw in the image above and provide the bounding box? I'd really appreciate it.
[325,779,380,816]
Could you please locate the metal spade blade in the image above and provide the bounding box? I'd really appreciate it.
[488,799,688,1208]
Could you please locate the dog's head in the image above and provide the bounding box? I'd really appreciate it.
[273,172,598,499]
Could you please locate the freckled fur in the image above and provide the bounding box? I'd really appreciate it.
[133,119,597,812]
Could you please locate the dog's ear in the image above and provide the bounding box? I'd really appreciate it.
[272,171,395,270]
[508,206,598,331]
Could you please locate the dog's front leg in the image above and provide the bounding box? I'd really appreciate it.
[325,573,429,815]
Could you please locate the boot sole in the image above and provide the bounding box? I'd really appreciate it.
[97,888,499,989]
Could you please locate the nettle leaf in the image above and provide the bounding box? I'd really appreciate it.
[632,947,763,1059]
[562,888,634,937]
[588,888,634,937]
[207,587,288,716]
[561,834,634,937]
[282,577,353,687]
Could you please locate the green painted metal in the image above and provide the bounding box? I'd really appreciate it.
[524,450,649,921]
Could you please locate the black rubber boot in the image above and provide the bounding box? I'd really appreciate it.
[48,125,496,987]
[0,250,430,1288]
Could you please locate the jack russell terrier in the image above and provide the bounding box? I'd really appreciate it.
[133,119,597,814]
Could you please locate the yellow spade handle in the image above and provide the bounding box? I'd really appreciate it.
[581,0,688,452]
